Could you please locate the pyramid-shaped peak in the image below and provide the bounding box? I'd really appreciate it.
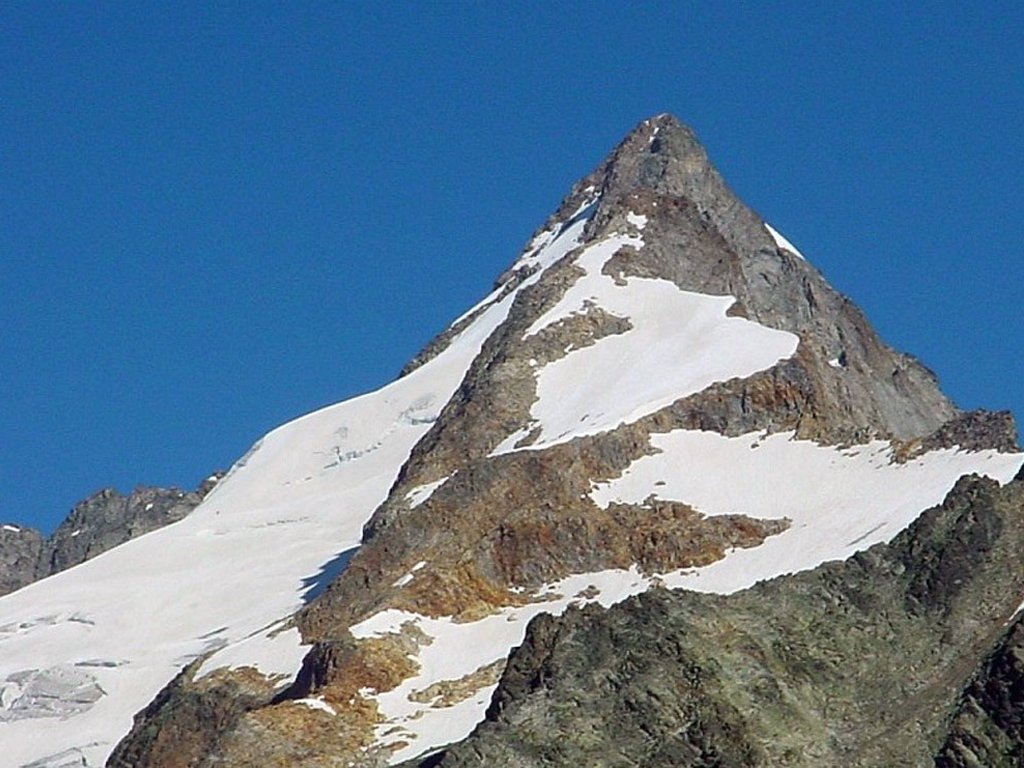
[592,113,722,200]
[625,112,701,149]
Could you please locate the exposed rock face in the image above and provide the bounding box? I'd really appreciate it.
[0,525,44,595]
[107,116,1020,767]
[415,476,1024,767]
[304,114,968,635]
[106,662,279,768]
[0,475,221,597]
[38,480,216,578]
[936,592,1024,766]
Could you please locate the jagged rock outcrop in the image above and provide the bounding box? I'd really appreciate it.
[936,598,1024,766]
[0,525,44,596]
[0,475,221,597]
[38,478,219,578]
[414,476,1024,767]
[106,662,279,768]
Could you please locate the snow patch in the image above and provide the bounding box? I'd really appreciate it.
[2,525,20,533]
[295,696,337,716]
[196,624,306,685]
[592,429,1024,593]
[626,211,648,230]
[405,477,450,509]
[764,222,806,260]
[493,233,798,453]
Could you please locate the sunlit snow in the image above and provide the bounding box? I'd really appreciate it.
[493,231,799,453]
[405,477,450,509]
[593,429,1024,593]
[626,211,648,229]
[764,222,806,260]
[0,203,595,768]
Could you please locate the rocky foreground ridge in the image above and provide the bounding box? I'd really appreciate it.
[101,114,1024,768]
[412,474,1024,767]
[0,477,219,597]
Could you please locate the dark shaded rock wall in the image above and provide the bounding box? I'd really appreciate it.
[936,609,1024,766]
[0,524,44,595]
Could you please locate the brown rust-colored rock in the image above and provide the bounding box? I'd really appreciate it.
[107,663,279,768]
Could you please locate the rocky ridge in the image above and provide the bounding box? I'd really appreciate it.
[103,115,1023,766]
[0,476,220,597]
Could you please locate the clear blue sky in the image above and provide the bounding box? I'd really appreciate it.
[2,3,1021,533]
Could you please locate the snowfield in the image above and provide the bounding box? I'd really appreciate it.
[494,219,799,454]
[0,204,592,768]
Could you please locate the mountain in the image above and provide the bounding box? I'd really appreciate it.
[1,115,1021,768]
[0,478,220,597]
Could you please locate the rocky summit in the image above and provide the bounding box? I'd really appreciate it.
[1,115,1022,768]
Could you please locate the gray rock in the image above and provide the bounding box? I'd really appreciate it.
[38,483,208,578]
[0,474,222,597]
[935,620,1024,766]
[0,524,44,595]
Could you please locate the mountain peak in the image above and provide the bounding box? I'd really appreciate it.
[5,116,1021,768]
[549,114,714,215]
[597,114,712,196]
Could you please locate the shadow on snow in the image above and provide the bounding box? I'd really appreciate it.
[300,546,358,604]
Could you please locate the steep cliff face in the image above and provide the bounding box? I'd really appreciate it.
[936,589,1024,766]
[104,116,1021,768]
[413,476,1024,768]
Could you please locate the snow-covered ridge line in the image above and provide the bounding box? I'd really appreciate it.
[450,195,599,328]
[764,222,806,260]
[0,199,600,768]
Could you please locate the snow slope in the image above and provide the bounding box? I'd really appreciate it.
[494,217,799,454]
[0,207,592,768]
